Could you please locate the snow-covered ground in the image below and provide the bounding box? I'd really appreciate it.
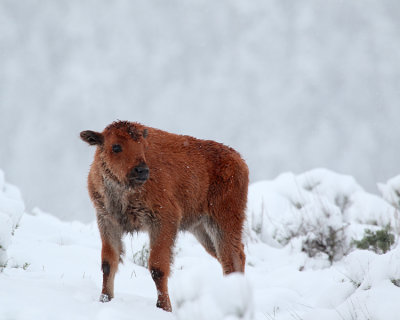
[1,169,400,320]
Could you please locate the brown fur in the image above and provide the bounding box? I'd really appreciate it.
[80,121,249,311]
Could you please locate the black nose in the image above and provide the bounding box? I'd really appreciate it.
[129,164,149,182]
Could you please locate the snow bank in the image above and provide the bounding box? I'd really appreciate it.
[316,245,400,320]
[0,170,25,266]
[247,169,400,264]
[174,271,253,320]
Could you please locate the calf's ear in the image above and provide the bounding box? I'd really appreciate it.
[80,130,104,146]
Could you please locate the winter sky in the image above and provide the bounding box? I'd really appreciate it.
[1,0,400,221]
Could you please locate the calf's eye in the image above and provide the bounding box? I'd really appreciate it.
[112,144,122,153]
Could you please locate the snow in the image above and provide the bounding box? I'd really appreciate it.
[2,168,400,319]
[378,174,400,208]
[174,271,254,320]
[0,170,24,266]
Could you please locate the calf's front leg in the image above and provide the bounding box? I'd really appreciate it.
[97,216,123,302]
[148,222,178,312]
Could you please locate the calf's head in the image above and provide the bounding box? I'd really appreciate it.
[80,121,149,187]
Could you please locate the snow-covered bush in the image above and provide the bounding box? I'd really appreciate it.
[246,169,400,265]
[0,170,25,268]
[132,243,150,268]
[378,175,400,209]
[353,225,395,254]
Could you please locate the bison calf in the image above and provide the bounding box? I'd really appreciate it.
[80,121,248,311]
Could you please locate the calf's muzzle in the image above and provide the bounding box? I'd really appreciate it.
[127,163,149,184]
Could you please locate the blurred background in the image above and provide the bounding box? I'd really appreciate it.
[1,0,399,222]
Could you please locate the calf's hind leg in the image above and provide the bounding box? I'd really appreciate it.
[209,213,246,274]
[218,234,245,274]
[200,215,245,274]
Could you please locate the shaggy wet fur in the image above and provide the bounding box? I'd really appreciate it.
[80,121,249,312]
